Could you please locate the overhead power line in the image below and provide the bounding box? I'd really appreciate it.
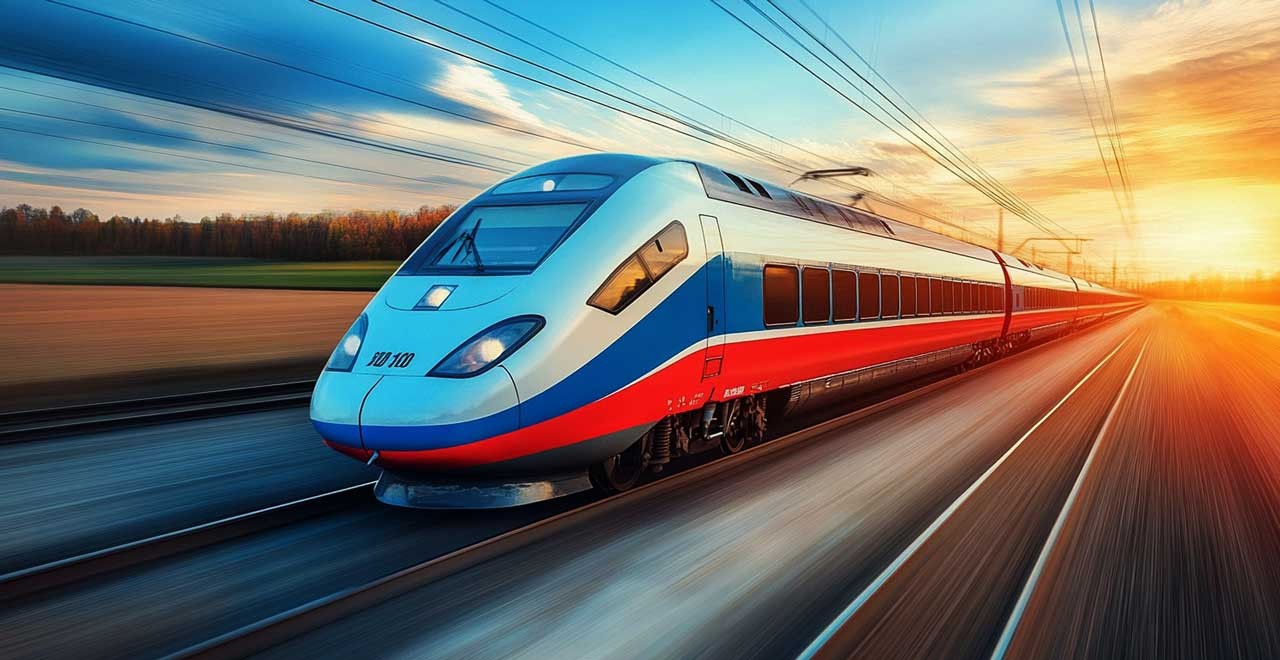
[0,124,465,199]
[41,0,599,152]
[785,0,1077,240]
[371,0,983,238]
[711,0,1077,247]
[1056,0,1136,235]
[0,105,466,189]
[749,0,1079,241]
[0,65,534,168]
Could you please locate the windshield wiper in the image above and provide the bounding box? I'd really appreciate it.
[446,217,485,272]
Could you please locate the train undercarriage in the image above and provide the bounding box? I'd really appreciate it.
[588,320,1096,494]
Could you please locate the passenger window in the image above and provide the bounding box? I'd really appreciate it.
[944,280,956,314]
[858,272,880,320]
[763,265,800,326]
[802,267,831,324]
[833,270,856,321]
[930,278,943,315]
[966,283,977,313]
[881,273,900,318]
[588,222,688,314]
[901,276,917,317]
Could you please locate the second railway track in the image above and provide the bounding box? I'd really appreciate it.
[0,481,375,603]
[0,379,315,443]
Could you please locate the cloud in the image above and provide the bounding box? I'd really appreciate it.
[432,61,545,130]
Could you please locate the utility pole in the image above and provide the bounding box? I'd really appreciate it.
[1111,250,1117,288]
[997,207,1004,253]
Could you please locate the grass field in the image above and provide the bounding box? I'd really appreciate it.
[0,283,373,411]
[0,256,399,290]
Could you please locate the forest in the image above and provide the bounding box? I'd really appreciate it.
[0,203,455,261]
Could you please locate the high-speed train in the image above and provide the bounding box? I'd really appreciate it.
[311,153,1142,508]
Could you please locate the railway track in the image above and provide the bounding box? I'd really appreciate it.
[0,481,375,603]
[0,379,315,443]
[1,315,1140,659]
[169,357,1025,660]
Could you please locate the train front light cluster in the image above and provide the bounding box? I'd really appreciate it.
[326,314,368,372]
[429,316,544,377]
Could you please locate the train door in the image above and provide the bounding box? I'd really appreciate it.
[700,214,726,379]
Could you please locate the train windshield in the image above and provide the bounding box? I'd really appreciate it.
[417,203,588,272]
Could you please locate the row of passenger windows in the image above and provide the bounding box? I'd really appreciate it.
[1078,291,1125,306]
[1022,286,1072,310]
[763,264,1007,326]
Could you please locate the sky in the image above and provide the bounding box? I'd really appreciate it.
[0,0,1276,280]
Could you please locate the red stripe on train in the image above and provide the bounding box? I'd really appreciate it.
[375,314,1005,470]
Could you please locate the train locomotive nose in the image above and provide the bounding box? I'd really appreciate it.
[357,367,520,457]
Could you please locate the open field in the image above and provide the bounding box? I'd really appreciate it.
[0,284,372,411]
[0,257,399,290]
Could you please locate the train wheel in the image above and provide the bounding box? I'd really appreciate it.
[588,433,650,493]
[721,396,766,455]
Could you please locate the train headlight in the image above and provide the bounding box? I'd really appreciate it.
[429,315,544,377]
[325,314,368,372]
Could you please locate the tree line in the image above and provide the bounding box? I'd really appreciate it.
[1140,272,1280,305]
[0,203,455,261]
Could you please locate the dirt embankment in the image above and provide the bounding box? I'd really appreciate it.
[0,284,372,411]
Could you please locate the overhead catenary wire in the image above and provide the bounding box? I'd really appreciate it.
[1082,0,1138,227]
[40,0,601,152]
[711,0,1076,247]
[0,124,468,199]
[370,0,986,239]
[466,0,843,170]
[784,0,1078,240]
[750,0,1079,242]
[732,0,1073,242]
[0,65,535,168]
[0,105,472,188]
[1056,0,1130,234]
[312,0,819,175]
[24,0,1030,254]
[0,55,523,175]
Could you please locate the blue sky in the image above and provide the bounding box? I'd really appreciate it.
[1,0,1277,277]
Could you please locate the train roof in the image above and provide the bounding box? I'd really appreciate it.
[516,154,1125,293]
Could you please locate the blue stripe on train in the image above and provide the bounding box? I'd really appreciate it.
[317,256,721,451]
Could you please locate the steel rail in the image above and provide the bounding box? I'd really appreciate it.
[167,313,1143,660]
[0,481,375,603]
[0,380,315,443]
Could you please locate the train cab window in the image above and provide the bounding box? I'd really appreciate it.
[802,267,831,324]
[763,265,800,326]
[901,276,917,317]
[833,270,857,321]
[881,274,900,318]
[858,272,880,320]
[588,221,689,314]
[424,203,588,271]
[930,278,943,315]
